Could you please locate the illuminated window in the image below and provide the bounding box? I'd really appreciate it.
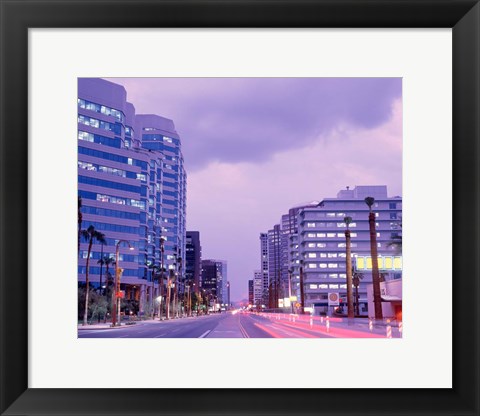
[329,284,339,289]
[307,222,316,227]
[328,263,338,268]
[308,253,317,258]
[384,257,393,269]
[78,131,94,142]
[327,253,337,258]
[327,233,336,238]
[308,263,317,269]
[393,256,402,270]
[309,284,318,289]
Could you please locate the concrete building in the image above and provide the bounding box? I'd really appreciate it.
[292,185,402,315]
[78,78,187,315]
[185,231,201,293]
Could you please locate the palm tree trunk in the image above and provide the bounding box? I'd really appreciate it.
[83,240,93,325]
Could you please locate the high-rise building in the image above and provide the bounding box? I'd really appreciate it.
[78,78,187,314]
[134,114,187,293]
[200,259,228,304]
[185,231,201,293]
[248,280,254,306]
[253,270,263,307]
[226,281,231,307]
[267,225,281,308]
[259,233,269,306]
[292,186,402,314]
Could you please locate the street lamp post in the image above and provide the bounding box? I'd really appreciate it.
[159,237,165,321]
[288,268,294,313]
[176,256,182,318]
[166,270,171,320]
[299,260,305,315]
[112,240,133,327]
[365,197,383,320]
[344,216,354,322]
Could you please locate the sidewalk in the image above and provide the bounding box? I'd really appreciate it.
[77,319,151,330]
[77,315,201,330]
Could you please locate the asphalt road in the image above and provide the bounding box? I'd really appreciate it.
[78,312,400,338]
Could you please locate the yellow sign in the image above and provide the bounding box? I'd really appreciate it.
[355,256,402,271]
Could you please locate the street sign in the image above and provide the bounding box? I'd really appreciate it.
[328,292,339,306]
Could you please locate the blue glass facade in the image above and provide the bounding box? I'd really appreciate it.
[78,78,187,312]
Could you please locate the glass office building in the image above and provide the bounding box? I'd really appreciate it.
[78,78,187,314]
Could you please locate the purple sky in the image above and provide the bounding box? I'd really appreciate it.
[107,78,402,302]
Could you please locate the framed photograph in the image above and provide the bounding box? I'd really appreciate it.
[1,0,478,415]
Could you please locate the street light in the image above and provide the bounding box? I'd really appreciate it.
[288,268,294,313]
[365,197,383,320]
[299,260,305,315]
[112,240,133,327]
[344,216,354,322]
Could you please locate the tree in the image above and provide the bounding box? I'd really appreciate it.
[77,196,83,255]
[147,262,164,320]
[80,225,106,326]
[98,255,115,295]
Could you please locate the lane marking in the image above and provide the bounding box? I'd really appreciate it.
[237,317,250,338]
[198,330,211,338]
[154,333,166,338]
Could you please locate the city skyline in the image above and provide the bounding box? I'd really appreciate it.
[106,77,402,302]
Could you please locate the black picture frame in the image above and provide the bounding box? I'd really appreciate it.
[1,1,478,415]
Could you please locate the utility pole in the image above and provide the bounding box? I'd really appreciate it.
[299,261,305,314]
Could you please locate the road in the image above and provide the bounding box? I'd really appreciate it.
[78,312,400,338]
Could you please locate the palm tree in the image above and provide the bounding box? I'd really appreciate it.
[80,225,106,325]
[98,255,115,296]
[147,262,162,320]
[77,196,83,255]
[344,216,354,320]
